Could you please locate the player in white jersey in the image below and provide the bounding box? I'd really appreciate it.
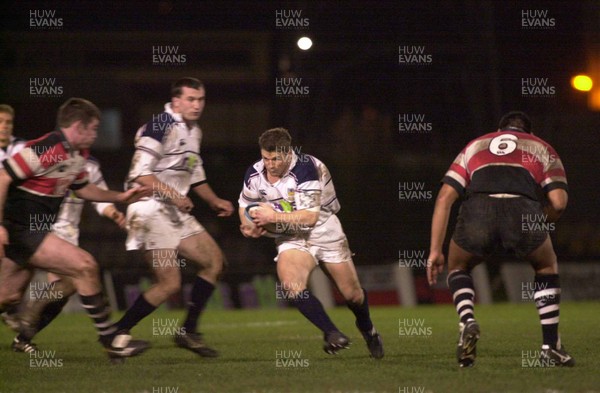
[9,157,127,353]
[239,128,383,359]
[117,77,234,357]
[0,105,26,166]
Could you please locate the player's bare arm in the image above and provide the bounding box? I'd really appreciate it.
[192,182,234,217]
[251,203,319,228]
[74,183,151,205]
[237,207,266,238]
[427,183,459,285]
[0,169,12,257]
[544,188,568,222]
[134,174,193,212]
[101,205,126,229]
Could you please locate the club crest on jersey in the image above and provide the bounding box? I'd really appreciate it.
[287,188,295,200]
[259,189,267,196]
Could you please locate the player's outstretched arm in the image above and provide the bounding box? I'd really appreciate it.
[427,183,459,285]
[134,174,194,213]
[74,183,151,204]
[193,183,234,217]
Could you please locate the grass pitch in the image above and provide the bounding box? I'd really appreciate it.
[0,302,598,393]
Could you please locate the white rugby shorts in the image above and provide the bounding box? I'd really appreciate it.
[275,214,353,264]
[126,199,205,250]
[51,222,79,246]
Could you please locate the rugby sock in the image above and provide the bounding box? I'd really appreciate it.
[448,270,475,323]
[534,274,561,348]
[290,290,338,334]
[346,288,374,333]
[18,297,70,341]
[182,276,215,334]
[36,297,70,334]
[79,293,116,345]
[116,294,156,332]
[20,280,75,330]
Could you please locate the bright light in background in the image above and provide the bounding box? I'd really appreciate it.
[297,37,313,50]
[571,74,593,92]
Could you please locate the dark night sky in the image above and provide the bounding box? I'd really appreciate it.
[1,0,599,268]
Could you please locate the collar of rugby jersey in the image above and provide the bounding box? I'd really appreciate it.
[499,127,527,134]
[163,102,198,131]
[55,129,76,154]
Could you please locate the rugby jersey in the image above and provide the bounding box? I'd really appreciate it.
[126,103,206,197]
[2,130,89,224]
[0,136,26,168]
[443,129,567,200]
[238,153,341,229]
[54,157,111,232]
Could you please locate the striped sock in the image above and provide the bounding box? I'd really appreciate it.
[448,270,475,323]
[79,293,116,345]
[534,274,560,348]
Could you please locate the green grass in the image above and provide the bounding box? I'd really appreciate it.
[1,303,598,393]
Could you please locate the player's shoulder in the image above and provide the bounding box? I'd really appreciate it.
[518,132,552,146]
[140,111,177,143]
[290,153,319,183]
[11,136,26,145]
[244,159,262,185]
[25,130,62,149]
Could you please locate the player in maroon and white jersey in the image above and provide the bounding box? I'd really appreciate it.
[0,104,26,330]
[427,111,573,367]
[0,98,150,362]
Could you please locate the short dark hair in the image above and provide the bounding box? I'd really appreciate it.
[171,77,204,97]
[0,104,15,117]
[259,127,292,152]
[498,111,532,133]
[57,98,101,129]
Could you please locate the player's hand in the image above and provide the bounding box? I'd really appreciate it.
[0,225,9,259]
[427,251,445,286]
[210,198,234,217]
[251,203,276,227]
[111,210,126,229]
[103,205,127,229]
[239,223,266,238]
[117,186,152,204]
[171,195,194,213]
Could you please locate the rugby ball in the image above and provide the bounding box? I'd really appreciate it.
[244,203,280,237]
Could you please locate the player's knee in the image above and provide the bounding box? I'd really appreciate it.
[199,250,224,278]
[344,286,364,305]
[279,279,307,299]
[76,253,99,278]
